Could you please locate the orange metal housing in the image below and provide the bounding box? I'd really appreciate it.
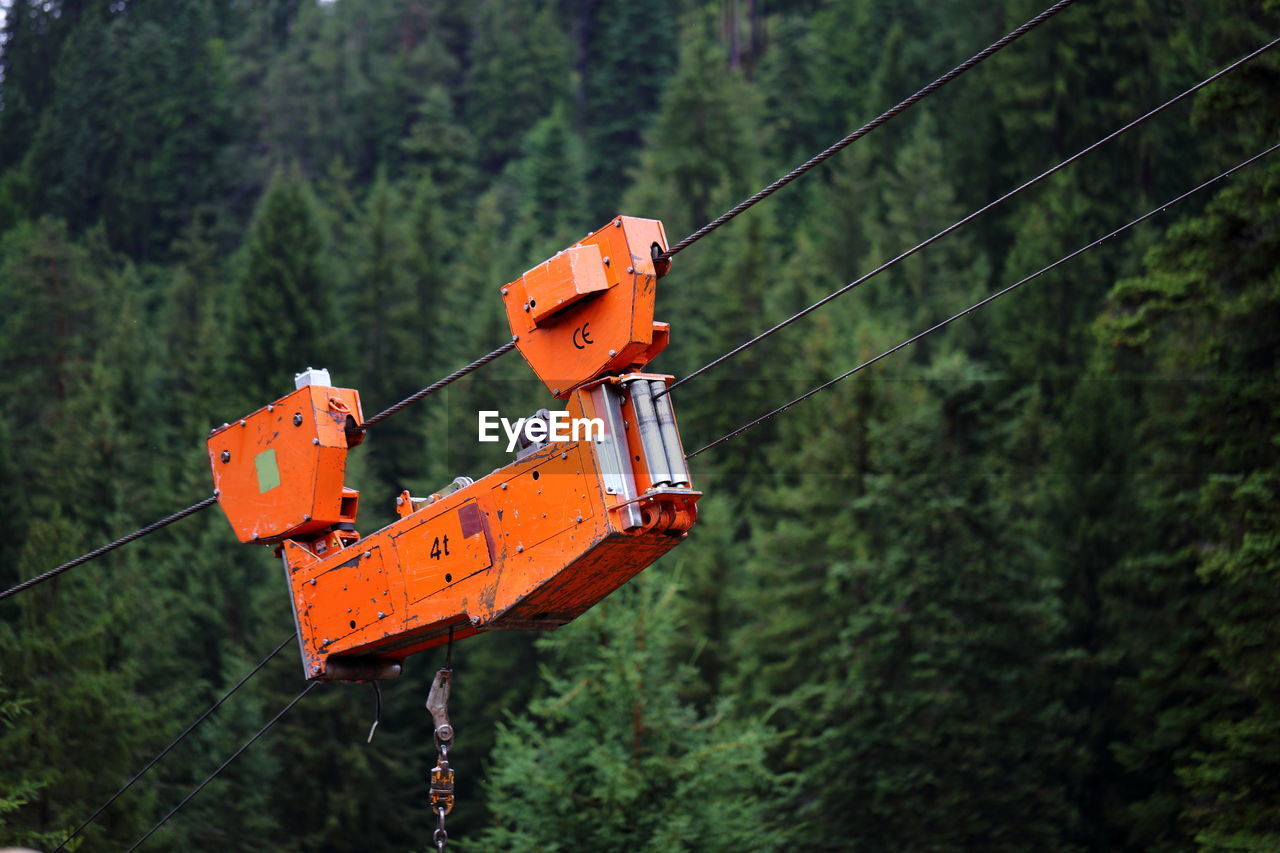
[501,216,672,399]
[208,383,364,545]
[280,375,698,680]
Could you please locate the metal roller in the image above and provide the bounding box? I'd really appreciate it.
[648,380,690,487]
[626,379,673,488]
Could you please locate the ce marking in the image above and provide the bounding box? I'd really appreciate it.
[573,322,595,350]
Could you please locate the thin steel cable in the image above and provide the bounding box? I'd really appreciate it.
[686,142,1280,458]
[360,341,516,430]
[661,36,1280,398]
[0,496,218,602]
[660,0,1079,260]
[54,634,296,852]
[126,681,320,852]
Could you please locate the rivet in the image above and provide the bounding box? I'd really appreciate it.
[614,219,621,227]
[603,256,611,266]
[377,611,385,619]
[608,349,616,357]
[312,438,320,445]
[517,545,524,553]
[253,533,260,541]
[267,404,274,412]
[501,483,508,490]
[576,515,583,523]
[310,578,317,586]
[363,551,372,559]
[501,287,508,295]
[293,413,303,426]
[239,419,246,427]
[220,450,231,463]
[553,388,560,395]
[303,514,312,522]
[627,266,635,274]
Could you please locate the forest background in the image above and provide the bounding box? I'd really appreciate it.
[1,0,1278,850]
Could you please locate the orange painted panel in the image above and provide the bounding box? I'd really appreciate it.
[209,384,362,543]
[501,216,671,398]
[392,500,493,605]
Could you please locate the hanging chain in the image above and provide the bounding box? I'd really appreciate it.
[426,628,456,850]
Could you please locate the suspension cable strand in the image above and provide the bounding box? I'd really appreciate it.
[54,633,295,851]
[0,495,218,602]
[660,0,1079,260]
[660,35,1280,398]
[686,142,1280,459]
[360,341,517,430]
[126,681,320,852]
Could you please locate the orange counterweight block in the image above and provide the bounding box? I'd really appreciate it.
[208,369,365,552]
[501,216,673,399]
[281,373,698,681]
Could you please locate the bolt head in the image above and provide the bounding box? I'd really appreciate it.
[220,450,231,463]
[470,616,481,626]
[267,404,274,412]
[603,256,611,266]
[293,413,304,426]
[377,611,385,619]
[517,544,524,553]
[501,483,508,490]
[310,578,317,586]
[627,266,635,274]
[608,349,616,357]
[614,219,622,227]
[303,514,312,522]
[576,515,583,523]
[312,437,320,445]
[239,418,246,427]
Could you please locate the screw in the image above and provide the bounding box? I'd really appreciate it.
[293,413,303,426]
[220,450,231,463]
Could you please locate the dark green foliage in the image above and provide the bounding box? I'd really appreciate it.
[1,1,1278,850]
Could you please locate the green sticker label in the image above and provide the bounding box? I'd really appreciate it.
[255,449,281,493]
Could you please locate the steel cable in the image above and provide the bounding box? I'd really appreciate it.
[687,142,1280,458]
[126,681,320,852]
[54,633,296,851]
[660,36,1280,398]
[360,340,516,430]
[0,495,218,602]
[659,0,1079,260]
